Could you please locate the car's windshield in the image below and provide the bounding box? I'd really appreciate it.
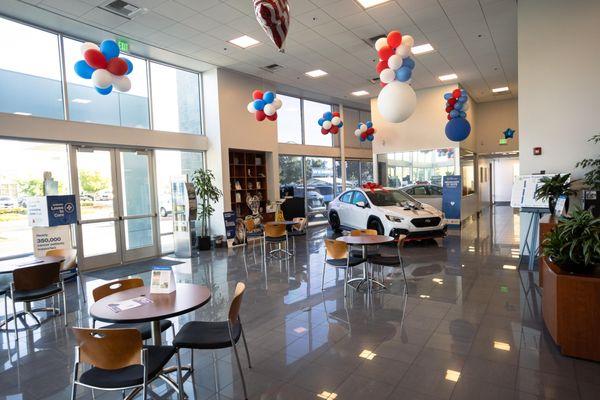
[366,190,417,207]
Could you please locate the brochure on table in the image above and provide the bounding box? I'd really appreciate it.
[107,296,153,313]
[150,266,176,294]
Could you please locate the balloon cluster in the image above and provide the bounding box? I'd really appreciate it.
[318,111,343,135]
[375,31,417,123]
[354,121,375,142]
[74,40,133,95]
[443,89,471,142]
[247,90,283,121]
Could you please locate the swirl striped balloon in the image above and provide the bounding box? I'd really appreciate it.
[254,0,290,52]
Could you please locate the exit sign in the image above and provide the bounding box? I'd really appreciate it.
[499,138,507,145]
[117,39,129,53]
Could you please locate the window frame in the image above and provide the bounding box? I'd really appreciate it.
[277,93,334,147]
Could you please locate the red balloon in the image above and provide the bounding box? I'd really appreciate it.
[445,106,453,113]
[387,31,402,48]
[332,112,340,117]
[255,110,266,121]
[266,112,278,121]
[448,98,457,106]
[366,127,375,135]
[360,132,367,140]
[378,46,394,61]
[321,128,329,135]
[380,82,387,88]
[376,60,388,74]
[447,114,452,120]
[107,58,128,76]
[84,49,107,69]
[252,90,264,100]
[452,89,461,98]
[330,125,339,134]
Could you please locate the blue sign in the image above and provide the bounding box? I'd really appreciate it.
[47,195,77,226]
[442,175,461,226]
[223,211,237,240]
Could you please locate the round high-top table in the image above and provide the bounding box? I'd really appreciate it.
[90,283,211,345]
[336,235,394,292]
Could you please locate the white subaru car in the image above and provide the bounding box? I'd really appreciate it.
[328,188,447,240]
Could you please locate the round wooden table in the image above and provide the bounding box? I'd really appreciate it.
[90,283,211,345]
[336,235,394,292]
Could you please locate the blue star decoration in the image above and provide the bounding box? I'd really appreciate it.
[503,128,515,139]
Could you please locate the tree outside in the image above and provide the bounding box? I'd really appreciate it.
[79,170,109,194]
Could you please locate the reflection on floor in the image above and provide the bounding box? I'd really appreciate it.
[1,206,598,399]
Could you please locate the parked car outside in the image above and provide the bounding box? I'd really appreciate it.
[0,196,16,209]
[401,183,443,210]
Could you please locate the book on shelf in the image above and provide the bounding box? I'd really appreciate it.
[235,192,241,203]
[234,180,242,190]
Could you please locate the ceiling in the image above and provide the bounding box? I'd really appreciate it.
[6,0,517,105]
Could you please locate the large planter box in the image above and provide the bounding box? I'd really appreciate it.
[542,258,600,361]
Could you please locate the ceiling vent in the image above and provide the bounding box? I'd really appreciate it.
[260,64,284,73]
[99,0,144,19]
[365,34,386,47]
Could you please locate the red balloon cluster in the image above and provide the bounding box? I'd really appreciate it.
[247,89,282,122]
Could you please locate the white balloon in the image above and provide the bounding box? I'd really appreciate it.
[264,103,276,116]
[377,81,417,123]
[354,129,362,137]
[374,37,388,51]
[331,116,341,126]
[81,42,99,55]
[272,97,283,109]
[92,69,113,89]
[402,35,414,48]
[247,101,256,113]
[462,101,470,111]
[379,68,396,84]
[323,120,332,130]
[360,124,368,133]
[113,75,131,92]
[396,44,411,58]
[387,55,403,70]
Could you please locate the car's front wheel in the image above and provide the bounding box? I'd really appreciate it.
[367,218,384,235]
[329,211,341,232]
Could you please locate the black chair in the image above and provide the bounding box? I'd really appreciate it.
[46,248,86,302]
[173,282,252,400]
[370,235,408,290]
[71,327,182,400]
[322,239,366,297]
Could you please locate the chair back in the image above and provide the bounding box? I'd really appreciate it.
[292,217,307,232]
[325,239,348,259]
[351,229,377,236]
[228,282,246,324]
[13,262,61,291]
[243,219,256,232]
[72,328,142,370]
[264,223,286,238]
[46,248,77,271]
[397,234,407,248]
[92,278,144,302]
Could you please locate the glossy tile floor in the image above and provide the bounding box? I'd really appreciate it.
[1,206,599,400]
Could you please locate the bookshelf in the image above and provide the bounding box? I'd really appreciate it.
[229,149,268,218]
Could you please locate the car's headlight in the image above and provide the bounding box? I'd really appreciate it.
[386,215,404,222]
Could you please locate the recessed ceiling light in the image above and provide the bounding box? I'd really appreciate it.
[228,35,260,48]
[72,98,92,104]
[305,69,328,78]
[492,86,510,93]
[493,341,511,351]
[438,73,458,81]
[13,112,32,116]
[351,90,370,96]
[412,43,434,55]
[356,0,391,8]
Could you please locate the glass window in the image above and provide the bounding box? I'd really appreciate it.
[376,148,457,188]
[303,100,332,147]
[352,191,368,205]
[0,18,63,119]
[346,160,360,189]
[155,150,204,253]
[340,191,353,203]
[279,155,304,198]
[150,62,201,134]
[461,149,476,195]
[277,95,302,144]
[305,157,333,224]
[429,186,442,195]
[63,37,149,128]
[0,139,71,257]
[413,186,427,195]
[361,161,373,184]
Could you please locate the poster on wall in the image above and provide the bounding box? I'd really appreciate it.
[32,225,72,257]
[27,195,77,227]
[442,175,461,226]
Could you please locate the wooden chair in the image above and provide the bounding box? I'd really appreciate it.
[92,278,174,341]
[46,248,86,302]
[70,327,182,400]
[369,235,408,291]
[288,217,307,254]
[263,223,289,261]
[6,261,66,336]
[173,282,252,399]
[322,239,366,297]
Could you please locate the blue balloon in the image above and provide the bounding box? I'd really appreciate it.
[253,99,265,111]
[449,109,459,118]
[100,40,120,61]
[445,117,471,142]
[367,134,374,142]
[458,95,468,102]
[403,57,415,70]
[318,118,325,126]
[357,123,362,129]
[74,60,94,79]
[460,111,466,118]
[461,89,467,96]
[395,66,412,82]
[366,121,373,128]
[95,85,113,95]
[323,111,333,121]
[263,91,275,104]
[338,121,343,128]
[444,93,453,100]
[454,102,463,111]
[124,58,134,75]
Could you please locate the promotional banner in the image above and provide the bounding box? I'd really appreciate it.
[442,175,461,226]
[27,195,77,227]
[32,225,72,257]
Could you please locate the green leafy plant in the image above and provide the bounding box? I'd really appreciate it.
[542,209,600,270]
[192,169,222,237]
[535,173,576,200]
[575,134,600,191]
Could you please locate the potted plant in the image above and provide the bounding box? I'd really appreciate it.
[534,173,577,214]
[575,134,600,217]
[192,169,222,250]
[542,209,600,272]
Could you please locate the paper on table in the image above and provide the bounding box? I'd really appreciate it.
[107,296,153,313]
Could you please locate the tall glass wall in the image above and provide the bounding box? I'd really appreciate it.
[277,95,333,147]
[377,148,458,188]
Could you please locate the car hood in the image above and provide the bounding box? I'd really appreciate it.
[379,204,441,217]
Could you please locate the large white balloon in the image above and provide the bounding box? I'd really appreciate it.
[387,55,403,70]
[113,75,131,92]
[354,129,362,137]
[379,68,396,84]
[81,42,99,55]
[323,120,332,130]
[272,97,283,109]
[401,35,414,48]
[247,101,256,113]
[374,37,388,51]
[264,103,276,116]
[331,116,341,125]
[92,69,113,89]
[396,44,411,58]
[377,81,417,123]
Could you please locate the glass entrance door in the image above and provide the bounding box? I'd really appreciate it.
[72,147,158,269]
